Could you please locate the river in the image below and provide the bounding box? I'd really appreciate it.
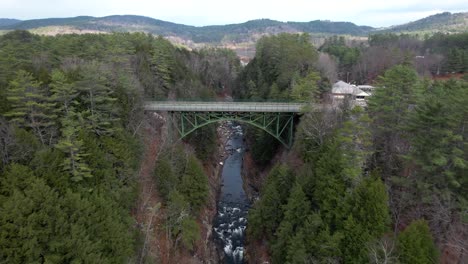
[213,122,250,264]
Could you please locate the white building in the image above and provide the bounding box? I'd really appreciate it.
[331,81,374,108]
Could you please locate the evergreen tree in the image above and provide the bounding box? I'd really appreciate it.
[291,71,320,102]
[339,173,390,262]
[154,156,178,201]
[5,70,56,144]
[55,109,92,182]
[350,172,390,238]
[0,164,35,200]
[312,141,347,227]
[75,62,118,135]
[248,164,294,238]
[301,213,343,262]
[50,69,78,115]
[185,123,217,161]
[250,128,280,166]
[165,189,200,251]
[166,190,190,241]
[272,182,311,263]
[446,48,464,73]
[57,190,134,263]
[397,219,439,264]
[247,181,282,238]
[337,107,373,182]
[0,178,62,263]
[406,80,467,191]
[152,36,176,91]
[285,230,308,264]
[341,215,370,263]
[367,65,420,174]
[179,217,201,251]
[179,155,209,211]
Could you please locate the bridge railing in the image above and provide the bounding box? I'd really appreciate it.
[144,97,312,103]
[144,101,310,113]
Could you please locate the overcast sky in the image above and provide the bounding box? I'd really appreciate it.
[1,0,467,27]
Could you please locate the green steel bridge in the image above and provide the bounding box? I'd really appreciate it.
[144,101,311,148]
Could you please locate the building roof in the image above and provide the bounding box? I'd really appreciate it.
[332,81,355,94]
[332,81,374,97]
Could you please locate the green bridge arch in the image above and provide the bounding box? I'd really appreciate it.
[171,111,297,148]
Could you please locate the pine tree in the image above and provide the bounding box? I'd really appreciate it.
[350,172,390,237]
[272,182,311,263]
[336,107,373,182]
[55,109,92,182]
[367,65,420,174]
[268,82,281,99]
[179,155,209,211]
[271,220,293,263]
[50,69,78,115]
[341,173,390,262]
[247,182,282,239]
[301,213,343,262]
[154,156,178,201]
[446,48,464,73]
[291,71,320,102]
[0,164,35,200]
[0,177,63,263]
[312,141,347,227]
[152,36,175,91]
[179,216,200,251]
[397,219,439,264]
[75,63,118,135]
[285,230,308,264]
[56,190,134,263]
[166,190,190,241]
[406,80,467,191]
[247,164,293,239]
[5,70,56,144]
[341,215,370,263]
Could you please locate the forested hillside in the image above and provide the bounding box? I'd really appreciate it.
[381,12,468,34]
[0,19,21,27]
[0,15,374,43]
[1,12,467,46]
[0,27,467,263]
[239,33,467,263]
[0,30,240,263]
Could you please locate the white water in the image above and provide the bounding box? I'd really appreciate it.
[214,123,250,264]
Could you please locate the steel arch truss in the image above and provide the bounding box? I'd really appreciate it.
[170,111,296,148]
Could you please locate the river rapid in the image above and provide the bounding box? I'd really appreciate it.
[213,122,250,264]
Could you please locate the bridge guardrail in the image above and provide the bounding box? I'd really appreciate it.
[143,101,309,113]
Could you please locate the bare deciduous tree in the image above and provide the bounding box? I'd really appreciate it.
[368,236,398,264]
[315,53,338,83]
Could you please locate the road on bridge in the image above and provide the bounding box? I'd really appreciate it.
[144,101,309,113]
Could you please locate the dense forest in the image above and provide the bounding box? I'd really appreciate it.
[0,28,467,264]
[240,33,467,263]
[0,30,240,262]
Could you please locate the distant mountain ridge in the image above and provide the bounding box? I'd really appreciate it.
[381,12,468,33]
[0,18,22,27]
[0,12,467,44]
[0,15,374,43]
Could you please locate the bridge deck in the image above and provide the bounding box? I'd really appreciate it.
[144,101,307,113]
